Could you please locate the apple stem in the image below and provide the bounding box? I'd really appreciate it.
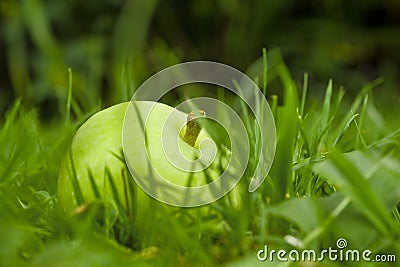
[183,110,205,147]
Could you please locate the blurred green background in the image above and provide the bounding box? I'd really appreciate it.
[1,0,400,120]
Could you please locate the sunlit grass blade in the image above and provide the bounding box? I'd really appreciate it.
[314,151,397,237]
[68,151,85,206]
[87,169,101,199]
[0,99,22,134]
[332,78,383,147]
[267,50,299,202]
[270,95,278,119]
[299,72,308,118]
[332,113,359,147]
[320,79,333,131]
[66,68,73,126]
[262,48,268,96]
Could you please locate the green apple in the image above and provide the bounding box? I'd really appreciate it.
[57,101,233,214]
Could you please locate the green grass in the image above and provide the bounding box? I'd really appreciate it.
[0,50,399,267]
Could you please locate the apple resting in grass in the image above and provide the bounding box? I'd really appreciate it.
[57,101,233,215]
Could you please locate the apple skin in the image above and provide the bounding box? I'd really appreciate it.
[58,102,132,213]
[57,101,231,214]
